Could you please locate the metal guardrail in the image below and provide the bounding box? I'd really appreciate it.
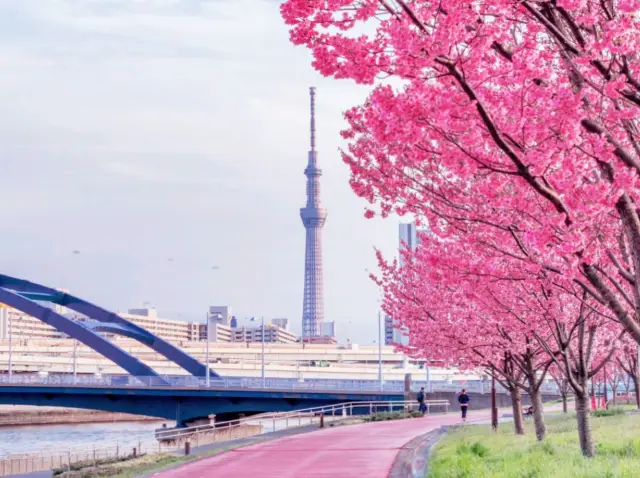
[0,374,406,392]
[0,399,450,476]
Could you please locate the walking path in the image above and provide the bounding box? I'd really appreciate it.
[151,409,496,478]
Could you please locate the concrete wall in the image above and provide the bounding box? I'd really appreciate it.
[157,424,263,448]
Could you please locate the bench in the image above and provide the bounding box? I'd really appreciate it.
[523,406,534,418]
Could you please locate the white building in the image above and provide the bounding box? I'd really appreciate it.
[121,308,199,342]
[322,321,336,338]
[271,318,289,330]
[0,304,64,340]
[206,322,232,343]
[208,306,232,326]
[231,325,298,344]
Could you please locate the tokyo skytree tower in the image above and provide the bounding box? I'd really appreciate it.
[300,87,327,339]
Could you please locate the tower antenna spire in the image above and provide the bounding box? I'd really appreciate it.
[309,86,316,153]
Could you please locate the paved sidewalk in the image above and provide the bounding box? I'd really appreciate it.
[150,409,494,478]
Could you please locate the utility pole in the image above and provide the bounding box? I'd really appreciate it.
[205,313,210,387]
[378,311,383,390]
[491,365,498,431]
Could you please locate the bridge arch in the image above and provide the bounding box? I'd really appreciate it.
[0,274,219,380]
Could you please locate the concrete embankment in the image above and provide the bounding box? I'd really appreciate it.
[0,405,162,428]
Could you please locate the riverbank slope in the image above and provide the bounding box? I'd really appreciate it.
[0,405,161,428]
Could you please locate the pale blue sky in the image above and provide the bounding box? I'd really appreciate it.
[0,0,397,343]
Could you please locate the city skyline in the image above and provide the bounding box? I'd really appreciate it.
[0,0,397,344]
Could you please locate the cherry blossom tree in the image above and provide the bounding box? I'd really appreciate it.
[281,0,640,348]
[376,237,557,439]
[475,277,620,456]
[376,229,621,455]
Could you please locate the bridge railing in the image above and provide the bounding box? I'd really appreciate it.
[0,373,407,392]
[0,399,450,476]
[0,373,561,396]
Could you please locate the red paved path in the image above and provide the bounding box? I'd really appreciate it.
[152,409,495,478]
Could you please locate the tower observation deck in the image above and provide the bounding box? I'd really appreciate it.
[300,87,327,339]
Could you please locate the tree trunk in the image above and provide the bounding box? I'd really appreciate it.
[530,387,546,441]
[633,374,640,409]
[561,392,568,413]
[575,391,595,457]
[510,387,524,435]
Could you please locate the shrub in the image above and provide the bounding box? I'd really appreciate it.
[469,442,489,458]
[593,407,626,418]
[52,454,143,476]
[366,411,415,422]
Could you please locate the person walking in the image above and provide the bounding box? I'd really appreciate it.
[458,389,470,422]
[417,387,427,415]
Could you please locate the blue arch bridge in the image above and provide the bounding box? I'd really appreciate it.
[0,274,405,426]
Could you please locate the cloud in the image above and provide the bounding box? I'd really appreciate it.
[0,0,397,344]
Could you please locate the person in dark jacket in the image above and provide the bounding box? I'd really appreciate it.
[417,387,427,414]
[458,389,470,422]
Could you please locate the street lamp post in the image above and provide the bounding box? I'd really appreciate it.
[426,363,431,393]
[378,311,383,391]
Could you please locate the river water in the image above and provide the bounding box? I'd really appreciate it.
[0,421,172,458]
[0,416,317,459]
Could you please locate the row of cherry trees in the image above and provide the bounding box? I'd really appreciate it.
[282,0,640,457]
[375,236,631,455]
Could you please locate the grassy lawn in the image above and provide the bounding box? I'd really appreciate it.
[427,409,640,477]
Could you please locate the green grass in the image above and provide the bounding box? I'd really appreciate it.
[427,411,640,477]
